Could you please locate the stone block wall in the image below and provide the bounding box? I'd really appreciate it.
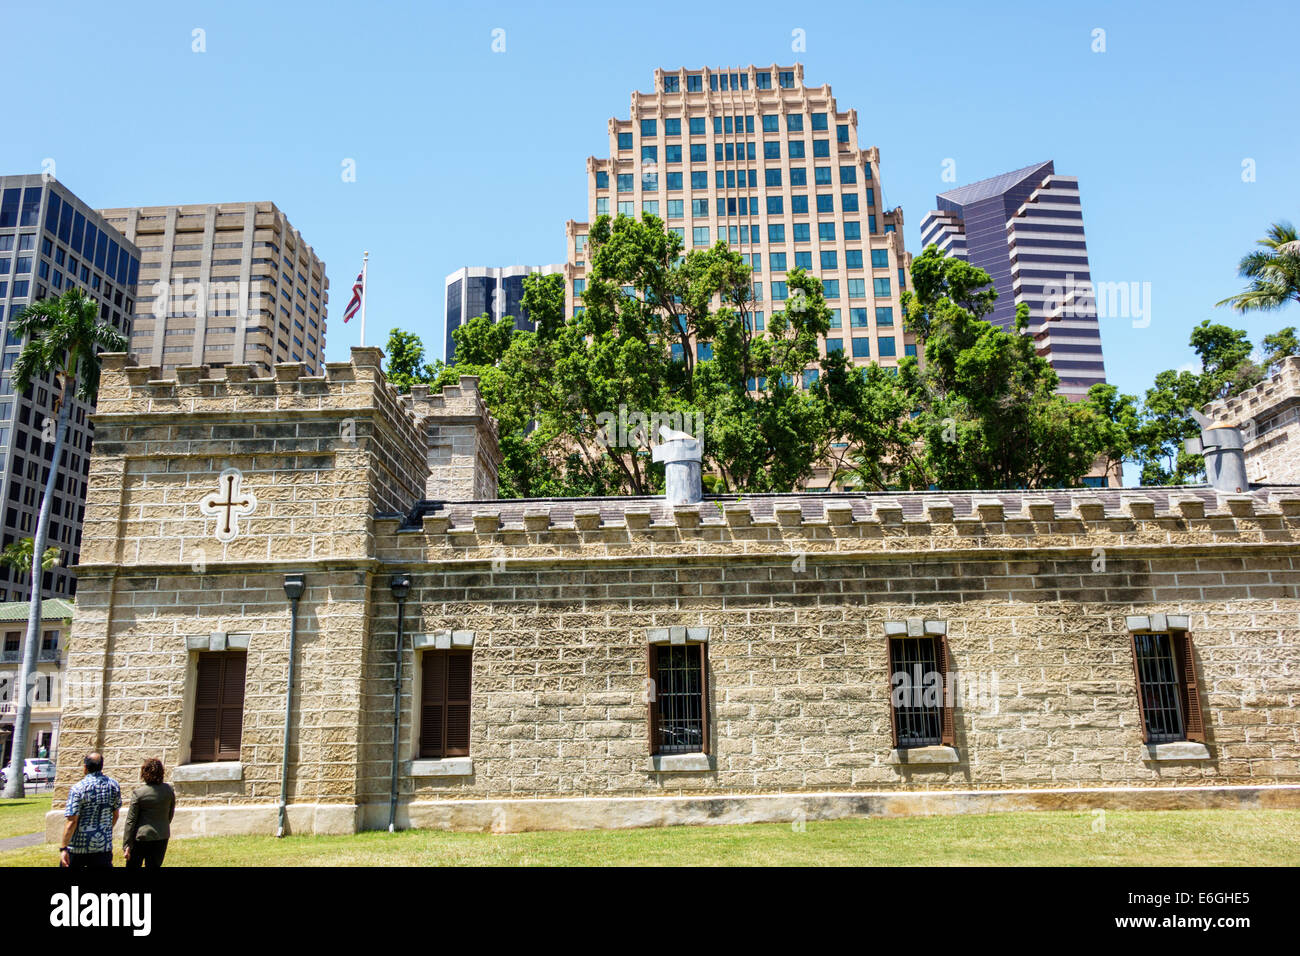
[355,488,1300,825]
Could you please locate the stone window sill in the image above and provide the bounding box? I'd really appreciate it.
[1143,742,1211,761]
[173,761,243,783]
[887,746,960,766]
[410,757,473,777]
[647,753,714,773]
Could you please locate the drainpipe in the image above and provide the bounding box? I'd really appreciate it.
[387,573,412,833]
[278,573,305,838]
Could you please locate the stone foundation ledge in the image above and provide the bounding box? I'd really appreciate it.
[361,783,1300,834]
[44,802,359,843]
[45,785,1300,841]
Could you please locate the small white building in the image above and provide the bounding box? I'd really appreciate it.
[0,598,73,765]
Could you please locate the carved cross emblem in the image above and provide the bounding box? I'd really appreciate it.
[200,467,257,543]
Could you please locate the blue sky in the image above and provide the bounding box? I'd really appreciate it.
[3,0,1296,405]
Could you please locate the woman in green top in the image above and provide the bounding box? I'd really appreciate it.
[123,758,176,868]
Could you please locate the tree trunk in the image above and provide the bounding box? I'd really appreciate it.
[2,377,71,799]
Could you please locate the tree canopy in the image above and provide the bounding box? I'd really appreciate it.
[398,219,1121,496]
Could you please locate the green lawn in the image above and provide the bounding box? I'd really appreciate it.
[1,808,1297,866]
[0,794,51,841]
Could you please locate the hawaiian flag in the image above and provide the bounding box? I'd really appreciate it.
[343,270,364,323]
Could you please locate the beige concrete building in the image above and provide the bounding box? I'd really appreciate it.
[44,346,1300,839]
[0,598,73,766]
[97,202,328,377]
[565,64,913,491]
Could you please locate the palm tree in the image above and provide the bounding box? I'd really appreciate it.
[0,537,61,580]
[1216,221,1300,313]
[1,288,125,798]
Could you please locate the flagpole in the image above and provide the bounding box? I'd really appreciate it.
[360,251,369,347]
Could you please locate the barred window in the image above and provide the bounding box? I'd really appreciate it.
[1131,629,1204,744]
[885,626,954,748]
[647,642,708,755]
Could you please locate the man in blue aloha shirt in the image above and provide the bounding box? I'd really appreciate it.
[60,753,121,868]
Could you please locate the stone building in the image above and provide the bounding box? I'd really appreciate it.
[1204,355,1300,486]
[47,347,1300,839]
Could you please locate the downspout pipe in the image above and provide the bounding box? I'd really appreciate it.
[388,573,412,833]
[278,573,305,838]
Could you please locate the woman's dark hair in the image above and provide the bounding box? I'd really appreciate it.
[140,758,164,785]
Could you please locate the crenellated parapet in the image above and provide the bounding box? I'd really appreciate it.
[375,486,1300,565]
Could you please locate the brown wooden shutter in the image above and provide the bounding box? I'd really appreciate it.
[697,642,710,756]
[191,652,245,762]
[217,653,245,760]
[445,651,472,757]
[884,637,899,747]
[1176,631,1205,743]
[938,635,955,747]
[646,643,659,756]
[1129,633,1151,743]
[190,653,222,762]
[420,652,446,759]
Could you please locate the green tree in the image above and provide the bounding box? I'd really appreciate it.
[383,328,441,393]
[1129,320,1280,485]
[1216,221,1300,314]
[1261,326,1300,374]
[1188,320,1263,399]
[0,538,61,579]
[2,288,125,798]
[433,213,836,496]
[1085,383,1141,482]
[842,245,1109,490]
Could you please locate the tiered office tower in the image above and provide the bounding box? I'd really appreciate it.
[444,264,564,363]
[920,161,1106,400]
[97,202,328,377]
[0,174,140,599]
[564,65,914,490]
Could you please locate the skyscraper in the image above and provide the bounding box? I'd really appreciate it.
[96,202,328,376]
[920,161,1106,400]
[0,174,140,600]
[443,264,563,364]
[563,64,914,490]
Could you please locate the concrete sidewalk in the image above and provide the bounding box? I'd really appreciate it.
[0,831,43,851]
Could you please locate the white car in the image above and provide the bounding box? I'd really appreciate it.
[0,757,54,785]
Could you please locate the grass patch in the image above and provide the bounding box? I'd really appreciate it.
[0,795,51,841]
[0,808,1297,866]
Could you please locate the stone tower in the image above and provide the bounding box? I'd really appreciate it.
[1204,355,1300,485]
